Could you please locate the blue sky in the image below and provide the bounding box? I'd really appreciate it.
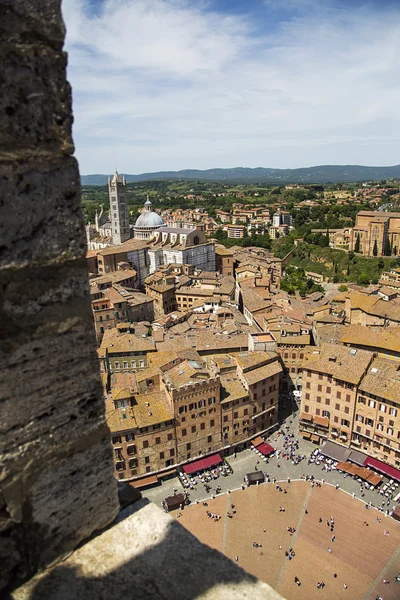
[62,0,400,174]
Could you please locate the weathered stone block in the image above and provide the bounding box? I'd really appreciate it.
[11,500,283,600]
[0,43,74,155]
[0,160,85,266]
[0,0,119,592]
[0,1,65,47]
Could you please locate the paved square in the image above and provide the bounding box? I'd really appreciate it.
[172,481,400,600]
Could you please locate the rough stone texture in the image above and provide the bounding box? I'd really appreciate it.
[11,500,283,600]
[0,0,119,592]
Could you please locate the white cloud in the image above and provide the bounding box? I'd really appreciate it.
[62,0,400,173]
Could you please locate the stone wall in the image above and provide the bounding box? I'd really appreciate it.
[0,0,119,592]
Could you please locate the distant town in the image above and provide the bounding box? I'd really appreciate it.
[84,171,400,486]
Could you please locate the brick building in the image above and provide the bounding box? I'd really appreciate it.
[300,344,373,446]
[349,210,400,256]
[353,357,400,467]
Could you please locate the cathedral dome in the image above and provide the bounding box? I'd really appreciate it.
[135,211,164,228]
[133,197,164,239]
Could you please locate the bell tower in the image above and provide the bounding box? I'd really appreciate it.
[108,170,130,245]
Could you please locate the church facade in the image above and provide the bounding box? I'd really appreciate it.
[148,227,215,274]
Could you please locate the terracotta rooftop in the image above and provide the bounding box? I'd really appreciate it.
[163,359,211,389]
[302,343,373,385]
[358,357,400,403]
[339,325,400,355]
[242,360,282,386]
[99,328,155,356]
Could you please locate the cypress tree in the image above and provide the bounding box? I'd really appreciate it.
[354,232,360,253]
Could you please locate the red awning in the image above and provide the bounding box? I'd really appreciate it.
[183,453,223,475]
[257,442,275,456]
[363,456,400,482]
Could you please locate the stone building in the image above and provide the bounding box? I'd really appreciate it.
[91,286,155,343]
[105,381,176,480]
[349,210,400,256]
[109,170,130,245]
[162,360,222,464]
[86,170,131,248]
[99,326,156,374]
[148,227,215,273]
[215,245,234,276]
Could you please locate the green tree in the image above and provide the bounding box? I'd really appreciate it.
[384,237,392,256]
[373,240,378,256]
[338,285,348,292]
[354,232,360,253]
[215,228,227,241]
[357,273,370,286]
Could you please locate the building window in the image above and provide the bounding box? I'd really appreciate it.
[123,361,128,369]
[356,414,364,423]
[335,403,340,411]
[207,435,212,443]
[326,386,331,394]
[306,382,310,389]
[126,433,134,442]
[115,362,120,369]
[380,404,386,413]
[191,425,196,433]
[318,385,322,392]
[159,452,165,459]
[146,466,151,473]
[127,445,136,455]
[369,399,376,408]
[144,456,150,464]
[316,396,321,403]
[155,437,161,445]
[112,436,122,444]
[208,397,216,405]
[182,429,187,436]
[344,406,349,414]
[210,419,215,427]
[334,416,339,423]
[390,407,398,417]
[336,391,341,399]
[304,405,309,413]
[170,449,175,457]
[305,393,310,400]
[143,440,149,449]
[200,422,205,430]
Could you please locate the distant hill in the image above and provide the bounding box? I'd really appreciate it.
[81,165,400,186]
